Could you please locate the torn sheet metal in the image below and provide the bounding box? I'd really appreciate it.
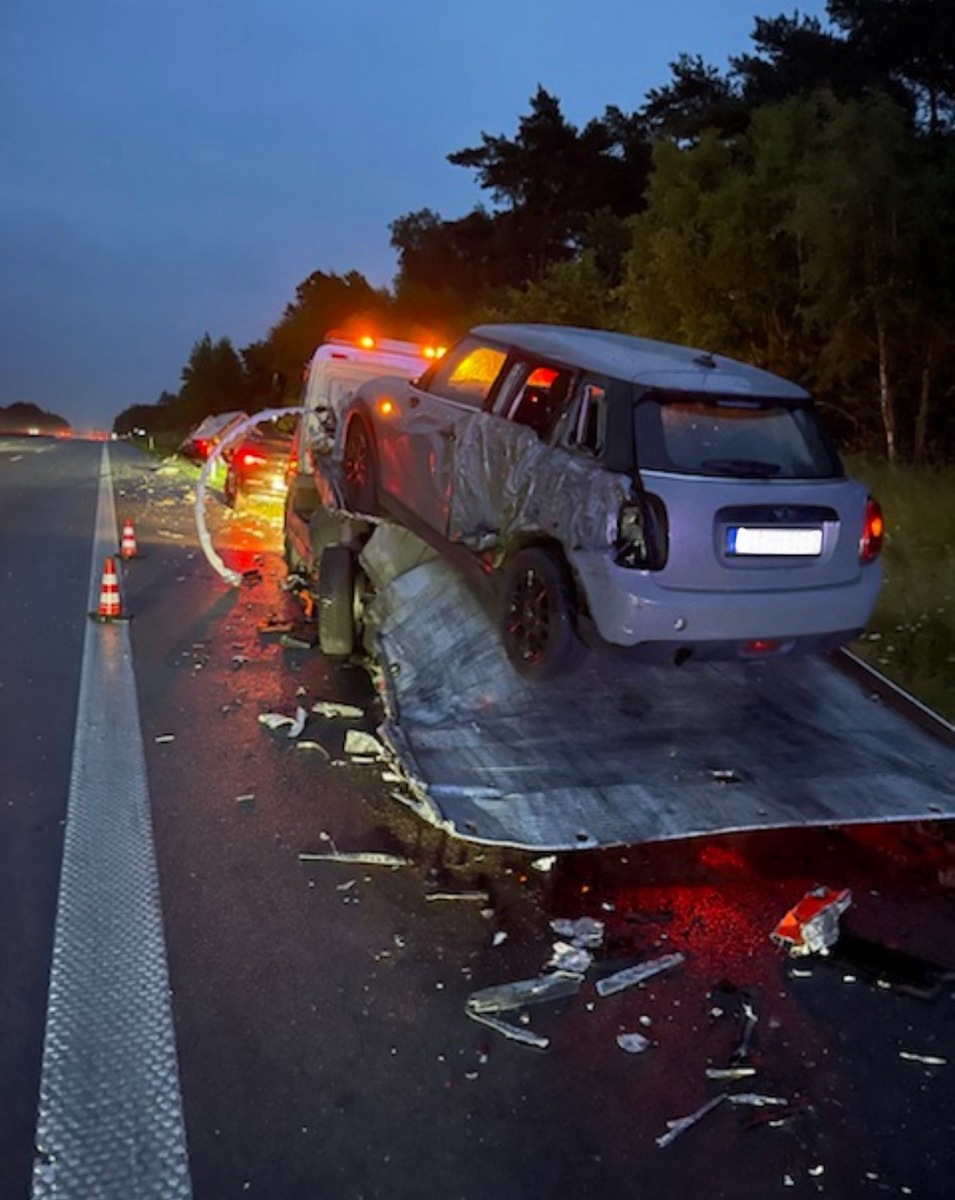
[362,545,955,850]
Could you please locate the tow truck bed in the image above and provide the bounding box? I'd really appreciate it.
[362,546,954,851]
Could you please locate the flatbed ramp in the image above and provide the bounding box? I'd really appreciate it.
[365,553,955,851]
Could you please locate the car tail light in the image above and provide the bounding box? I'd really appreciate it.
[860,495,884,563]
[615,494,668,570]
[239,450,268,468]
[194,438,210,459]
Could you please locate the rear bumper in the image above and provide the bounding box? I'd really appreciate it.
[569,549,882,655]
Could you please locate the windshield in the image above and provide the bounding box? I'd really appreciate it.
[633,391,842,479]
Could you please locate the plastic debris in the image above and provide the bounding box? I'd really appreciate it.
[706,1066,756,1080]
[258,707,308,738]
[313,702,365,719]
[344,730,385,758]
[899,1050,947,1066]
[547,942,593,974]
[596,952,686,998]
[424,890,491,904]
[617,1032,651,1054]
[154,734,175,744]
[531,855,557,873]
[732,998,758,1062]
[492,931,508,947]
[298,851,408,868]
[467,971,583,1015]
[466,1010,549,1050]
[235,794,254,804]
[727,1093,789,1107]
[656,1095,726,1148]
[295,740,331,758]
[550,917,605,948]
[770,885,851,956]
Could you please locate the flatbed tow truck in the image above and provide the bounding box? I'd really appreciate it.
[281,336,955,852]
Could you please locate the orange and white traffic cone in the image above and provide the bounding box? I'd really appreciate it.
[120,518,138,559]
[89,556,129,622]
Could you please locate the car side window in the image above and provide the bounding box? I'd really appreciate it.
[564,381,607,458]
[501,363,574,442]
[424,337,508,409]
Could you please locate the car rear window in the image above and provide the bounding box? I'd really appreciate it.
[633,392,843,479]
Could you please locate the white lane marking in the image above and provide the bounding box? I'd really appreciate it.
[32,445,192,1199]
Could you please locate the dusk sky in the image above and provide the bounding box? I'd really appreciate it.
[1,1,830,430]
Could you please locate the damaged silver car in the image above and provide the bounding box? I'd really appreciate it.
[336,324,884,678]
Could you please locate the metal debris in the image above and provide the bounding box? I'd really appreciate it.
[770,885,852,956]
[466,1010,550,1050]
[899,1051,947,1066]
[656,1095,726,1148]
[732,998,759,1062]
[727,1093,789,1107]
[706,1065,757,1080]
[466,971,583,1015]
[549,917,605,948]
[298,851,408,868]
[617,1032,651,1054]
[595,952,686,998]
[294,740,331,758]
[313,701,365,719]
[424,890,491,904]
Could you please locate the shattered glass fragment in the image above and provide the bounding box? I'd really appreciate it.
[596,952,686,997]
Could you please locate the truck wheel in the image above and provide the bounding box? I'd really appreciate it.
[318,545,358,657]
[343,419,378,515]
[500,546,586,679]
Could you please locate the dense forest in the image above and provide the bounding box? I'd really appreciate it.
[115,1,955,463]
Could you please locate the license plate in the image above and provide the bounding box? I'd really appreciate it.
[726,526,823,556]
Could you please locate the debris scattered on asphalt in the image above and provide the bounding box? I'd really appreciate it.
[825,933,947,999]
[770,885,852,956]
[596,952,686,998]
[313,701,365,719]
[706,1065,757,1080]
[732,997,759,1063]
[235,794,254,804]
[154,734,175,744]
[531,855,557,873]
[344,730,385,759]
[425,890,492,904]
[617,1032,651,1054]
[655,1095,726,1148]
[727,1093,789,1108]
[298,851,409,868]
[492,931,508,947]
[550,917,605,948]
[547,942,593,974]
[257,618,295,635]
[279,633,315,649]
[899,1050,947,1066]
[709,768,741,784]
[466,1010,550,1050]
[295,740,331,758]
[258,706,308,738]
[467,971,583,1016]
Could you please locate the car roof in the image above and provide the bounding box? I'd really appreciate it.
[471,324,809,401]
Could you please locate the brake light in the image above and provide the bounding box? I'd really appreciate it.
[359,335,376,349]
[194,438,210,458]
[860,495,884,563]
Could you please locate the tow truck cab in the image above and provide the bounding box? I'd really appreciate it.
[284,332,444,575]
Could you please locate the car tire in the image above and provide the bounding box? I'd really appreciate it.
[342,418,378,516]
[500,546,586,679]
[318,545,358,657]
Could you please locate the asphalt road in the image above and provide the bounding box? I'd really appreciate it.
[1,434,953,1200]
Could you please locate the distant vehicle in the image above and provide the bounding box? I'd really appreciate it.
[179,411,248,462]
[331,323,883,677]
[284,332,443,571]
[224,420,295,512]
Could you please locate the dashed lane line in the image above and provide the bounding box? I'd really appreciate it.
[31,445,192,1199]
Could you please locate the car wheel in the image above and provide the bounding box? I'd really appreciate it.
[342,419,378,515]
[318,545,358,657]
[500,546,586,679]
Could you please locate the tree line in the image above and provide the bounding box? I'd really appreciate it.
[116,1,955,463]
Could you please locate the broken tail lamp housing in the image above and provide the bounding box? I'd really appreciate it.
[859,495,884,564]
[615,494,668,570]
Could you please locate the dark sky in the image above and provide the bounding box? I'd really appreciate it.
[0,1,829,429]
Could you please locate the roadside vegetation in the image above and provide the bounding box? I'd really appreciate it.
[848,458,955,722]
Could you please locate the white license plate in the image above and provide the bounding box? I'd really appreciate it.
[727,526,823,556]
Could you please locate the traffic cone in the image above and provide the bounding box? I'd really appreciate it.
[89,556,129,622]
[120,518,138,559]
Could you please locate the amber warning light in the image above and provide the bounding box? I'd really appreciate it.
[377,397,396,417]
